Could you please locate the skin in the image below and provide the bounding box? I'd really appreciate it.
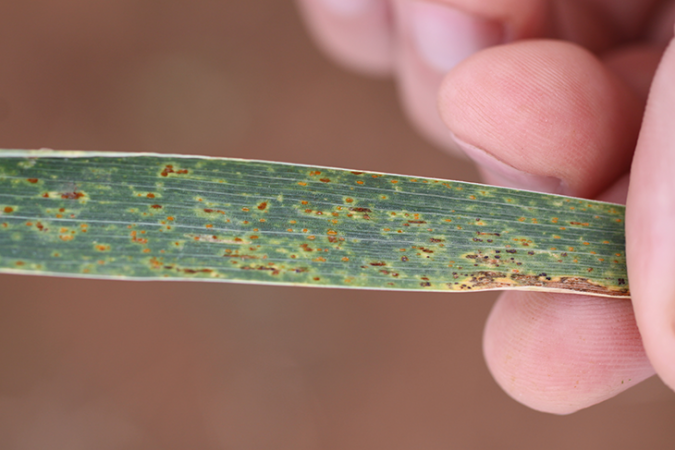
[296,0,675,414]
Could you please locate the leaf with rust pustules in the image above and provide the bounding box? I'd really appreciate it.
[0,149,629,297]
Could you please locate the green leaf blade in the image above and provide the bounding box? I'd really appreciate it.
[0,150,629,297]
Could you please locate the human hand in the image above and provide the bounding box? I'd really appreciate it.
[296,0,675,413]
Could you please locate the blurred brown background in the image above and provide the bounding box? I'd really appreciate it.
[0,2,673,449]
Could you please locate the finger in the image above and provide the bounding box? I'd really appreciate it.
[626,36,675,391]
[295,0,394,75]
[483,291,654,414]
[483,173,652,414]
[440,40,643,197]
[440,39,655,412]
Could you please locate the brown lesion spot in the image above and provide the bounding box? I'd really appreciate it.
[161,164,189,177]
[180,268,213,274]
[61,191,85,200]
[465,271,629,297]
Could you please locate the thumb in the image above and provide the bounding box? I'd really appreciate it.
[626,35,675,392]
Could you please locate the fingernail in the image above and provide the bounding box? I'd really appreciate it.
[320,0,375,16]
[406,1,504,72]
[453,134,566,194]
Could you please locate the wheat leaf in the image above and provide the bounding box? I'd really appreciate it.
[0,150,629,297]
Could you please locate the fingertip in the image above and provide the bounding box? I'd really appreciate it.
[296,0,394,76]
[440,40,643,196]
[483,291,654,414]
